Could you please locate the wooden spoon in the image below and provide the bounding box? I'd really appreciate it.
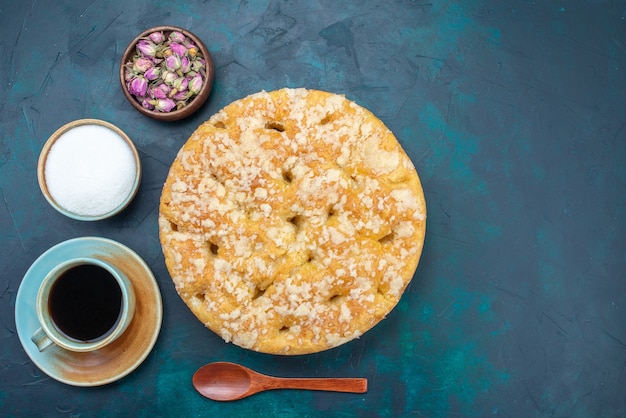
[192,361,368,401]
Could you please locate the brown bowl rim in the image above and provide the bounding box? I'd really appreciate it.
[119,25,214,122]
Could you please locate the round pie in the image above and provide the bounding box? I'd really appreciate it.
[159,88,426,355]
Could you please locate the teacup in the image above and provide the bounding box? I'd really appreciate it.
[31,257,136,352]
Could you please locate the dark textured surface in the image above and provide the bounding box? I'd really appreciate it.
[1,1,625,416]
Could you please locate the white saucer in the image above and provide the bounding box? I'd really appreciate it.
[15,237,162,386]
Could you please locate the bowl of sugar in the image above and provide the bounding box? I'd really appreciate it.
[37,119,142,221]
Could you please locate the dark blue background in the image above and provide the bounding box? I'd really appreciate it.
[1,1,625,416]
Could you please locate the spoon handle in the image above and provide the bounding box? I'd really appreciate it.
[264,377,368,393]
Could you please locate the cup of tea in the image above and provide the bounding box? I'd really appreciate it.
[31,257,136,352]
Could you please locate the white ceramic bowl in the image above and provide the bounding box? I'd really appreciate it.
[37,119,142,221]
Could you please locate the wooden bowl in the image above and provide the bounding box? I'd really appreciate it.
[119,26,214,122]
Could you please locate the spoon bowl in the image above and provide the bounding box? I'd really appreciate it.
[192,362,367,401]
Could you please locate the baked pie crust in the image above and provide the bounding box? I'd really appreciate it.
[159,88,426,354]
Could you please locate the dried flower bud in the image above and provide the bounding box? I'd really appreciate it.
[133,57,154,73]
[141,98,155,110]
[189,74,203,94]
[151,98,176,112]
[149,84,166,99]
[157,83,171,95]
[191,58,205,72]
[165,54,182,72]
[128,76,148,97]
[170,42,187,57]
[144,66,161,81]
[172,76,189,92]
[187,46,198,57]
[180,56,191,73]
[169,31,186,44]
[136,40,158,57]
[151,89,166,100]
[149,31,165,44]
[162,70,178,85]
[172,90,189,101]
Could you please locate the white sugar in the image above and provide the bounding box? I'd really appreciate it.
[44,124,137,217]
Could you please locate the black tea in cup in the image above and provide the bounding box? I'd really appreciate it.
[48,264,123,342]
